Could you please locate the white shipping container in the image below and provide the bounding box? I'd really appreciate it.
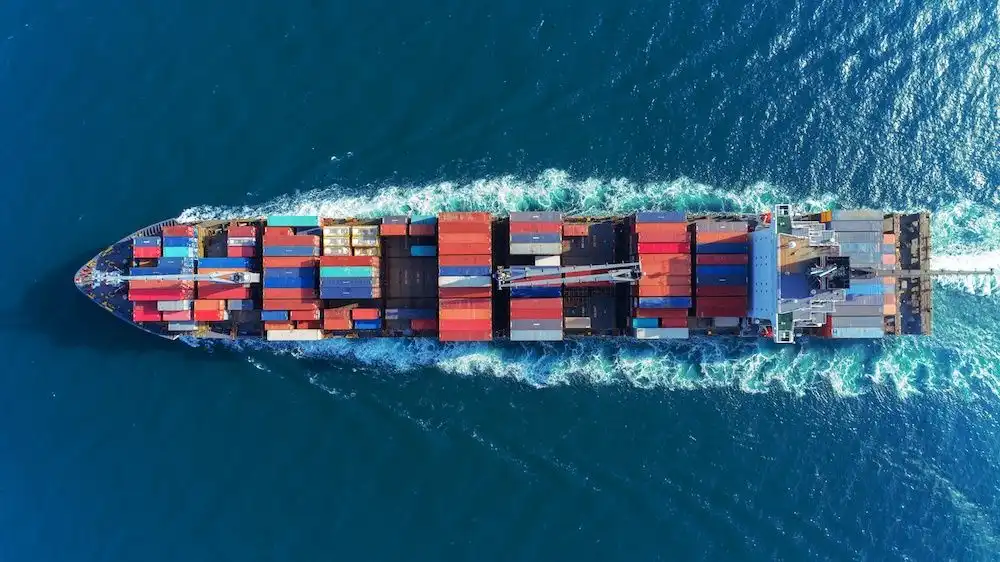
[226,237,256,246]
[534,255,561,266]
[635,328,690,339]
[323,237,351,247]
[438,276,492,288]
[157,300,192,312]
[510,329,564,341]
[509,242,563,255]
[167,321,198,331]
[351,237,380,248]
[322,246,352,256]
[265,329,325,341]
[352,247,380,256]
[322,226,352,237]
[351,226,380,236]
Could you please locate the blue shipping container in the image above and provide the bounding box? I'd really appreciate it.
[631,318,660,328]
[695,264,747,277]
[158,258,195,268]
[411,215,438,225]
[260,310,290,321]
[638,297,692,308]
[263,267,315,279]
[262,276,316,289]
[354,319,383,330]
[129,266,183,276]
[162,236,198,248]
[320,288,378,299]
[695,242,750,254]
[382,216,408,225]
[262,246,320,257]
[695,274,748,286]
[439,266,492,277]
[198,257,252,269]
[635,211,686,223]
[510,287,561,298]
[384,309,437,320]
[319,278,377,288]
[846,283,882,296]
[133,236,160,247]
[510,232,561,244]
[410,245,437,257]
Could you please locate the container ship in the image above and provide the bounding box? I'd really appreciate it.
[74,206,947,343]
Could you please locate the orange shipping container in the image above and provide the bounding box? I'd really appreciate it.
[636,285,692,297]
[883,233,896,244]
[265,321,295,330]
[638,231,691,243]
[438,243,492,255]
[882,254,897,265]
[437,233,492,244]
[193,299,226,311]
[265,227,294,236]
[633,308,689,318]
[437,222,493,234]
[323,306,356,319]
[883,304,898,316]
[439,299,492,310]
[438,212,492,223]
[380,224,407,236]
[439,287,491,299]
[633,223,688,234]
[264,257,319,268]
[290,309,321,321]
[695,231,749,244]
[562,223,590,237]
[638,274,691,286]
[509,298,563,311]
[439,330,493,342]
[296,321,322,330]
[438,319,492,331]
[351,308,381,320]
[440,309,493,320]
[438,254,492,266]
[322,317,352,330]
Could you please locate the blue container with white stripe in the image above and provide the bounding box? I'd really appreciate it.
[263,276,316,289]
[264,268,315,279]
[129,266,184,276]
[510,232,561,244]
[260,311,290,321]
[635,211,686,223]
[511,286,561,298]
[637,296,692,308]
[320,287,378,299]
[319,278,377,288]
[162,236,198,248]
[262,246,320,257]
[695,264,747,277]
[133,236,160,247]
[158,258,195,271]
[695,242,750,254]
[695,274,747,286]
[439,266,492,277]
[382,216,408,225]
[410,245,437,257]
[354,319,383,330]
[198,257,252,269]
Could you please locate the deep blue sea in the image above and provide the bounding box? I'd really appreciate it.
[2,0,999,559]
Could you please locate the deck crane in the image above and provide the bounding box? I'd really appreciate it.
[496,262,642,289]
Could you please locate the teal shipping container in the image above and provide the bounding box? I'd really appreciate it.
[320,266,377,278]
[267,215,321,227]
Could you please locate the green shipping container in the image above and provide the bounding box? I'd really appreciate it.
[267,215,321,227]
[320,266,376,278]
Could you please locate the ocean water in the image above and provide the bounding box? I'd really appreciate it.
[1,0,999,560]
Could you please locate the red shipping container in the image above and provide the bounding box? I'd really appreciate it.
[439,299,492,310]
[438,287,491,299]
[437,233,492,244]
[638,231,691,243]
[639,256,692,274]
[638,242,690,254]
[132,309,162,322]
[132,246,161,259]
[411,319,438,331]
[265,257,320,268]
[636,285,691,297]
[296,321,322,330]
[509,222,561,234]
[438,254,492,266]
[638,274,691,286]
[319,256,380,267]
[323,307,354,319]
[562,223,589,237]
[509,298,563,311]
[193,299,226,311]
[437,222,492,235]
[438,330,493,341]
[322,317,352,330]
[265,321,295,330]
[380,224,408,236]
[129,279,188,290]
[440,309,492,320]
[696,254,749,265]
[227,225,257,237]
[351,308,381,320]
[227,246,257,258]
[438,212,492,223]
[161,309,192,322]
[633,308,689,319]
[695,232,749,244]
[438,243,492,255]
[290,309,321,321]
[262,299,320,311]
[509,308,562,320]
[264,288,316,299]
[198,285,251,299]
[659,317,689,328]
[262,235,320,247]
[265,227,294,235]
[193,309,227,322]
[162,225,195,237]
[439,318,492,331]
[634,223,688,234]
[127,288,194,301]
[696,286,748,297]
[408,224,436,236]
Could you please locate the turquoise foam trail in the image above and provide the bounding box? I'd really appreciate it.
[179,171,1000,398]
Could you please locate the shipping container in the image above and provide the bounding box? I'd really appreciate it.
[129,279,190,290]
[321,225,351,236]
[441,309,493,320]
[510,222,561,234]
[408,224,436,237]
[132,303,162,322]
[694,220,748,233]
[695,274,748,286]
[695,285,748,297]
[635,211,686,223]
[636,285,692,297]
[637,296,692,308]
[193,309,228,322]
[319,256,380,267]
[262,246,320,257]
[198,257,253,269]
[659,317,690,328]
[381,215,408,225]
[828,220,883,232]
[637,231,691,243]
[227,299,254,311]
[350,237,380,248]
[127,288,195,301]
[288,309,321,321]
[193,299,226,310]
[846,281,882,296]
[385,308,437,319]
[438,212,493,223]
[832,209,883,221]
[197,285,251,299]
[437,233,492,245]
[631,318,659,328]
[263,235,320,247]
[265,328,325,341]
[261,310,290,322]
[264,321,295,330]
[438,330,493,341]
[409,245,437,257]
[439,299,492,310]
[632,308,689,318]
[350,226,379,237]
[226,236,255,247]
[227,246,256,258]
[564,317,591,329]
[323,236,351,247]
[534,255,561,267]
[509,298,563,310]
[633,222,688,234]
[510,286,561,298]
[132,246,162,259]
[509,330,563,341]
[436,255,491,267]
[265,227,294,236]
[437,287,492,299]
[696,254,749,265]
[263,257,318,268]
[637,242,690,254]
[438,242,493,255]
[510,232,561,244]
[439,266,492,277]
[562,223,590,237]
[439,276,492,288]
[438,319,492,331]
[319,278,378,288]
[695,264,748,277]
[162,225,196,237]
[133,236,161,247]
[882,254,897,265]
[161,309,192,322]
[322,317,352,331]
[694,231,749,244]
[509,242,563,255]
[634,328,689,339]
[267,216,320,227]
[320,287,381,299]
[162,247,198,258]
[263,276,316,289]
[322,246,352,256]
[263,288,316,299]
[262,299,321,311]
[167,322,199,331]
[162,236,198,247]
[411,215,438,225]
[437,222,492,235]
[831,327,885,339]
[511,319,562,330]
[410,319,438,331]
[351,308,381,320]
[319,266,376,278]
[509,211,563,223]
[227,225,256,237]
[156,300,192,312]
[509,307,562,320]
[694,242,749,254]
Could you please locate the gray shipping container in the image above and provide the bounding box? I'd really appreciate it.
[695,220,748,232]
[635,328,690,339]
[227,299,255,311]
[511,319,563,330]
[829,220,883,232]
[831,327,885,339]
[831,305,884,317]
[509,242,564,255]
[510,329,564,341]
[831,210,884,221]
[509,211,563,223]
[832,316,884,328]
[844,295,885,306]
[835,232,881,243]
[713,317,740,328]
[167,322,198,331]
[157,300,192,312]
[564,317,592,329]
[840,242,880,254]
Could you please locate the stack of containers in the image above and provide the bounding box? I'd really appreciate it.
[193,299,229,322]
[507,266,563,341]
[409,215,437,238]
[131,236,161,259]
[437,212,492,341]
[196,257,253,301]
[381,216,408,236]
[322,225,352,256]
[632,211,691,339]
[261,221,322,339]
[694,220,749,320]
[385,308,438,333]
[127,258,196,326]
[319,256,381,300]
[509,212,563,256]
[351,225,380,256]
[826,210,888,339]
[161,225,199,258]
[226,225,257,258]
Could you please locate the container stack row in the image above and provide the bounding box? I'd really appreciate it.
[509,211,563,259]
[132,236,161,259]
[261,218,323,340]
[227,224,257,258]
[632,211,691,339]
[196,257,253,301]
[128,225,199,328]
[823,210,889,339]
[509,266,563,341]
[386,215,438,334]
[694,220,749,320]
[438,212,493,341]
[319,255,382,331]
[161,224,199,259]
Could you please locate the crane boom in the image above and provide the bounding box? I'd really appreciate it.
[497,262,641,288]
[92,271,261,286]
